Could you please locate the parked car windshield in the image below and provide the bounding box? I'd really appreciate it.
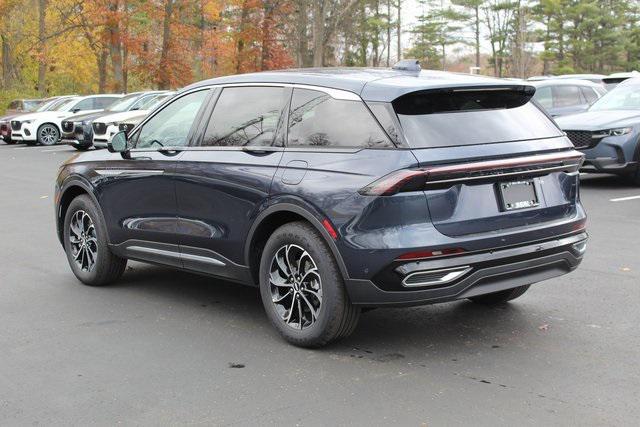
[394,89,563,148]
[589,82,640,111]
[36,98,65,112]
[105,93,142,112]
[136,93,172,110]
[51,98,79,111]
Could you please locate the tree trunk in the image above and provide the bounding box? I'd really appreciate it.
[396,0,401,61]
[1,35,12,89]
[312,0,325,66]
[108,1,124,92]
[97,49,108,92]
[386,0,391,66]
[261,1,275,70]
[158,0,174,89]
[474,5,480,68]
[37,0,47,95]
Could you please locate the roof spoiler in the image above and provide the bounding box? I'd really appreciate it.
[392,59,421,73]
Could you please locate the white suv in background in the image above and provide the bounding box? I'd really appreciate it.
[10,94,122,145]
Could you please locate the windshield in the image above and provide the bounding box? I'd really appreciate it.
[590,84,640,111]
[36,98,64,112]
[106,93,142,112]
[52,98,78,112]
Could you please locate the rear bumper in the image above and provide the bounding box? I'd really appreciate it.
[345,232,587,307]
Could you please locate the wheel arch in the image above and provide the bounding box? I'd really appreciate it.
[56,178,105,246]
[244,203,350,285]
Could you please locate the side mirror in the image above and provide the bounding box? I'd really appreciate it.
[108,131,129,157]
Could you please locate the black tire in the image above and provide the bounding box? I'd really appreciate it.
[629,166,640,186]
[469,285,530,305]
[37,123,60,146]
[259,221,360,347]
[3,138,16,145]
[73,145,90,151]
[63,194,127,286]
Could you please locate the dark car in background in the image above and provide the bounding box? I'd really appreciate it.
[531,79,606,117]
[556,78,640,184]
[55,66,587,347]
[603,71,640,90]
[62,91,167,151]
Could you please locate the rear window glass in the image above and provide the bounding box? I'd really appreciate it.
[288,89,392,148]
[393,89,562,148]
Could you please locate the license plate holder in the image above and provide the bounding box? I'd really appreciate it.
[497,180,539,211]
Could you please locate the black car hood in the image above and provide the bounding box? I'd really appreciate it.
[555,110,640,131]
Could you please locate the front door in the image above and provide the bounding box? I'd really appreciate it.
[97,88,211,267]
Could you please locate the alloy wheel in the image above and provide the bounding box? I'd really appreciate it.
[269,244,323,330]
[69,210,98,272]
[39,125,59,145]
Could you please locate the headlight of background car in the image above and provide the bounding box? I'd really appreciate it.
[606,128,632,136]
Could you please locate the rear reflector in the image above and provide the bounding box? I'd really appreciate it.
[322,218,338,240]
[396,247,465,261]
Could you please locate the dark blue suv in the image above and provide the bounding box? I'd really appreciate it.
[55,65,588,347]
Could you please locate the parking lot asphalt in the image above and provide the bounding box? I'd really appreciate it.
[0,143,639,426]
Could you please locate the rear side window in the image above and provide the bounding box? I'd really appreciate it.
[552,85,583,107]
[580,87,599,104]
[288,89,392,148]
[394,89,562,148]
[202,86,287,147]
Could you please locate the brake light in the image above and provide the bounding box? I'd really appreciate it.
[358,169,429,196]
[396,248,465,261]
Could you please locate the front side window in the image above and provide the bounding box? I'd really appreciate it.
[72,98,95,111]
[288,89,391,148]
[133,89,209,149]
[93,96,120,109]
[552,85,583,107]
[202,86,287,147]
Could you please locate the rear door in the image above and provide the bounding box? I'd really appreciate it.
[393,88,580,240]
[173,85,289,279]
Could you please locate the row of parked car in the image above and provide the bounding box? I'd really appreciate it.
[0,91,174,150]
[1,71,640,186]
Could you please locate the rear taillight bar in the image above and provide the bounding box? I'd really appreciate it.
[359,151,584,196]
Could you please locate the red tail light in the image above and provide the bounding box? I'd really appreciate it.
[358,151,585,196]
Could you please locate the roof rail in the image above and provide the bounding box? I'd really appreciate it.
[392,59,421,73]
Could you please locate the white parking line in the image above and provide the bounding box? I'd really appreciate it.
[41,148,68,152]
[12,147,28,150]
[610,195,640,202]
